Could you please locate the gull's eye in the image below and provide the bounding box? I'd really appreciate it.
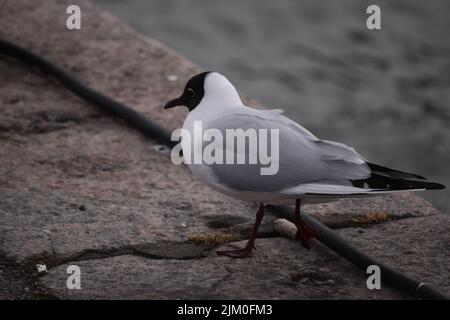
[186,88,195,98]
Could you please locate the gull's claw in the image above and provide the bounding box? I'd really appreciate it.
[217,247,254,259]
[296,225,316,250]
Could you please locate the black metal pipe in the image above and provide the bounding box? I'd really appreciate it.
[0,39,175,148]
[1,39,447,300]
[268,205,448,300]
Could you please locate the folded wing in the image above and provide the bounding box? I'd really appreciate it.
[201,107,371,193]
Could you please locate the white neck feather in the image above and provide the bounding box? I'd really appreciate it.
[198,72,243,110]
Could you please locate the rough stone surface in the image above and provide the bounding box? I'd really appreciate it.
[0,0,448,299]
[41,215,450,299]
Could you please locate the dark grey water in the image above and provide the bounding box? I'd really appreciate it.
[95,0,450,213]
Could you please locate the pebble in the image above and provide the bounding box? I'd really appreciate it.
[167,74,178,82]
[36,264,47,273]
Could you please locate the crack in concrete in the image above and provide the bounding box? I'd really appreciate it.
[29,242,215,273]
[267,205,429,230]
[25,232,281,274]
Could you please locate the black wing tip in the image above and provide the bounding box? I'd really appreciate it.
[364,162,445,191]
[367,162,427,180]
[351,175,446,191]
[427,182,446,190]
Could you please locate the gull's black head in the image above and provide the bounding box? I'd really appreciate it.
[164,71,212,111]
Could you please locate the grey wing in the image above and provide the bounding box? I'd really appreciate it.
[203,107,370,192]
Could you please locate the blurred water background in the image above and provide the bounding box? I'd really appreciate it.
[95,0,450,213]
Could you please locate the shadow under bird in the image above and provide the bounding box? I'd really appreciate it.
[164,71,445,258]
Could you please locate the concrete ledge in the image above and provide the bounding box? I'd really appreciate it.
[0,0,448,299]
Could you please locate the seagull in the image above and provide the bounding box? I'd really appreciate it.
[164,71,445,258]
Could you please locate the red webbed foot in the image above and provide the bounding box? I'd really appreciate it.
[217,245,254,258]
[296,224,316,250]
[294,199,317,250]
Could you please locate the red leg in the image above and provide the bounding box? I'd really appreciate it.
[294,199,316,250]
[217,203,265,258]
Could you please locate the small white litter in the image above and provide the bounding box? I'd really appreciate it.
[274,218,297,239]
[167,74,178,82]
[36,264,47,273]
